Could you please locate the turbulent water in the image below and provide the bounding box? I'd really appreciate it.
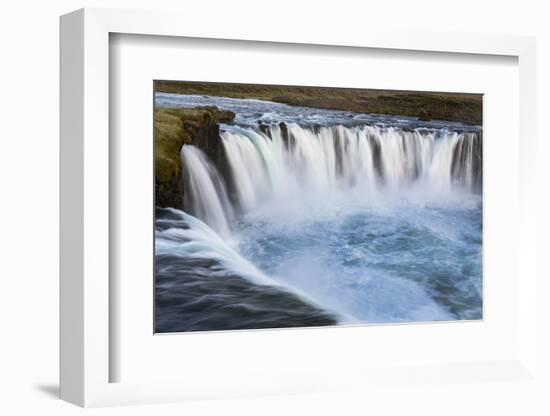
[155,92,483,333]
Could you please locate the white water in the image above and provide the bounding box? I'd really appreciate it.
[184,123,480,228]
[161,91,481,237]
[156,208,341,318]
[159,95,482,327]
[180,146,233,238]
[174,123,482,322]
[156,208,275,286]
[451,133,479,190]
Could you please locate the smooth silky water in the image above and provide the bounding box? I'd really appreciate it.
[155,93,482,332]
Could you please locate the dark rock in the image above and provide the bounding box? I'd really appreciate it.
[258,123,272,138]
[155,106,235,209]
[278,122,295,149]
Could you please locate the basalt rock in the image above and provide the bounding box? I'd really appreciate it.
[258,123,272,138]
[155,106,235,209]
[278,122,295,149]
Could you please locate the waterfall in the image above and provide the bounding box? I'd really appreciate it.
[156,208,278,286]
[451,132,482,192]
[181,123,481,231]
[180,145,233,237]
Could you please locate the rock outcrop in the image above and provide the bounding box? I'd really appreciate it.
[155,106,234,209]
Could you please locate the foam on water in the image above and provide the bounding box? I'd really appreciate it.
[155,93,483,329]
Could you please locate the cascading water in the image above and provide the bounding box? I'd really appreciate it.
[180,146,233,238]
[451,132,483,192]
[183,123,481,225]
[156,93,483,333]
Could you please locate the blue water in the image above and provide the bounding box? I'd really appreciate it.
[155,92,483,332]
[235,191,482,324]
[155,92,481,133]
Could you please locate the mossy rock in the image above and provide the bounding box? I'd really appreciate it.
[155,106,235,208]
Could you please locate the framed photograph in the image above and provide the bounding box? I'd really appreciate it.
[60,8,539,408]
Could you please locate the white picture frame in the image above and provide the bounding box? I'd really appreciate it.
[60,7,539,408]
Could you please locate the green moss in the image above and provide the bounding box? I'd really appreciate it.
[155,107,234,181]
[154,106,235,208]
[155,110,184,183]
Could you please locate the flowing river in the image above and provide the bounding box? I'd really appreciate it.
[155,92,482,332]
